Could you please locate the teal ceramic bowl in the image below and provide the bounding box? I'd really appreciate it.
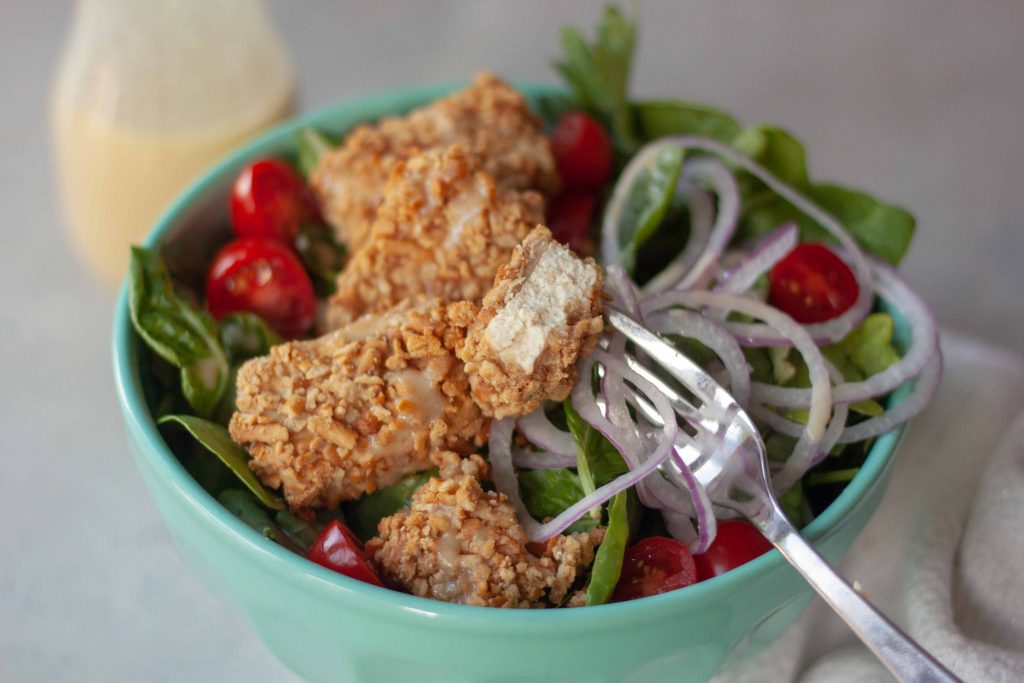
[113,83,908,683]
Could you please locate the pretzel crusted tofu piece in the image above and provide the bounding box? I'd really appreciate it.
[455,227,605,419]
[324,145,545,329]
[311,72,560,251]
[367,469,604,607]
[228,301,487,512]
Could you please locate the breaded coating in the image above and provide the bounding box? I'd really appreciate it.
[367,472,604,608]
[228,301,487,512]
[324,145,545,329]
[455,227,605,419]
[312,72,560,251]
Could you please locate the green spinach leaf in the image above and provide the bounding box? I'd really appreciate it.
[218,312,281,363]
[733,125,809,187]
[554,5,639,153]
[616,146,685,273]
[344,469,437,541]
[586,490,630,605]
[294,224,347,296]
[633,101,741,144]
[217,489,280,538]
[739,184,915,266]
[158,415,285,510]
[564,400,629,486]
[129,247,230,418]
[296,126,336,179]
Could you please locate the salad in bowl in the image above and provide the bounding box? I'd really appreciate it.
[124,6,938,616]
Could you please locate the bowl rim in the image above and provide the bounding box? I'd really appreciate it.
[112,79,907,628]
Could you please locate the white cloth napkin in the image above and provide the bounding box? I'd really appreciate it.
[712,331,1024,683]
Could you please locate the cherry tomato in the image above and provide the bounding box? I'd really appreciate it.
[769,242,859,323]
[307,520,384,587]
[205,238,316,338]
[694,521,774,581]
[230,158,319,243]
[547,193,596,255]
[612,536,697,602]
[550,111,613,191]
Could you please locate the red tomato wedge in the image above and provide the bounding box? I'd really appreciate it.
[612,536,697,602]
[230,158,319,243]
[205,238,316,338]
[547,192,597,256]
[769,242,859,323]
[307,520,384,587]
[550,111,613,192]
[694,521,774,581]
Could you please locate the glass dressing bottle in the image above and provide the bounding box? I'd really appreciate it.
[52,0,294,283]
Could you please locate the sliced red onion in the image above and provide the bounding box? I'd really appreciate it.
[636,136,875,344]
[640,289,831,493]
[511,447,576,470]
[494,351,681,543]
[517,408,576,458]
[601,140,684,270]
[750,260,939,408]
[662,508,698,546]
[715,222,798,294]
[669,448,717,554]
[605,265,644,321]
[642,180,714,293]
[837,352,942,443]
[674,157,741,290]
[644,307,751,407]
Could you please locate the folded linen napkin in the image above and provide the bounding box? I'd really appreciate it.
[712,331,1024,683]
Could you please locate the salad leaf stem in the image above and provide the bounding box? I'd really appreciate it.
[585,490,630,605]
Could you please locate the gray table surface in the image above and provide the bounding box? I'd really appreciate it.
[1,1,1021,681]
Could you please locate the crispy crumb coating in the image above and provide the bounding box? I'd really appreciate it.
[455,227,605,419]
[312,72,560,251]
[228,301,487,512]
[367,472,604,608]
[324,145,545,330]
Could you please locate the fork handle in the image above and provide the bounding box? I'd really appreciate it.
[767,520,960,682]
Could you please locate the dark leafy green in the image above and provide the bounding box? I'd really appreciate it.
[585,490,630,605]
[296,126,336,179]
[294,224,347,296]
[738,179,915,266]
[218,312,281,363]
[554,5,639,153]
[158,415,284,510]
[344,469,436,541]
[733,125,809,187]
[218,489,279,538]
[616,147,686,273]
[564,401,628,486]
[129,247,230,418]
[519,468,586,518]
[633,101,741,144]
[516,468,602,534]
[778,480,813,528]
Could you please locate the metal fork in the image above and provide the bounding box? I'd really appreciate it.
[605,309,959,683]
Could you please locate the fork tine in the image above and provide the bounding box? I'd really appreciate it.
[606,308,744,419]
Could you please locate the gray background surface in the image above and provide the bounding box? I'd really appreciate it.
[1,1,1021,681]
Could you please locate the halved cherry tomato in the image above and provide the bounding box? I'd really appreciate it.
[205,238,316,338]
[307,520,384,587]
[547,193,596,255]
[550,111,613,191]
[612,536,697,602]
[694,520,774,581]
[769,242,859,323]
[230,158,319,243]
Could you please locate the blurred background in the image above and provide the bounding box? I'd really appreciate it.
[1,1,1021,681]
